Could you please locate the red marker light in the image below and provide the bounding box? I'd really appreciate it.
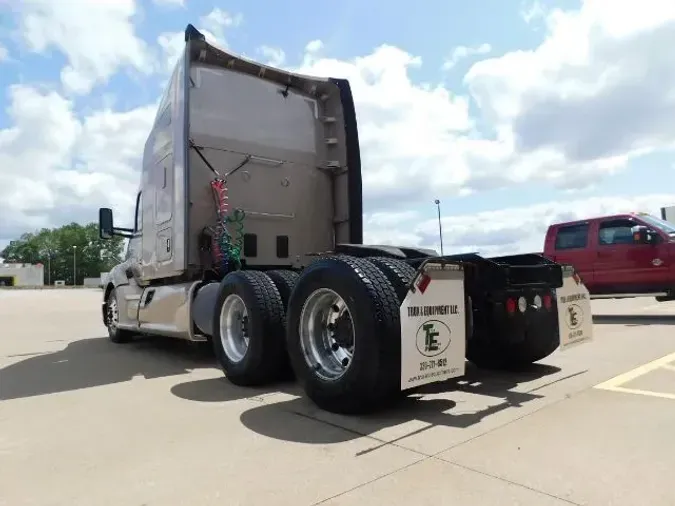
[416,273,431,294]
[543,293,552,310]
[506,297,516,314]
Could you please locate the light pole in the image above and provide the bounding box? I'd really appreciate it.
[73,245,77,286]
[434,199,444,256]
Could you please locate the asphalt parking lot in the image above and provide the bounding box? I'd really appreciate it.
[1,289,674,506]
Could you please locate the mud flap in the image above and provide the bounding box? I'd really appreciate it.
[400,261,467,390]
[556,267,594,350]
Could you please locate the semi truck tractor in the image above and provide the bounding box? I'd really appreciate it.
[97,24,594,414]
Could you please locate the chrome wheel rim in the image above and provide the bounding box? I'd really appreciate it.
[219,294,249,363]
[299,288,355,381]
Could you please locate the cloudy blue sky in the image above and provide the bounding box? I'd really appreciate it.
[1,0,674,257]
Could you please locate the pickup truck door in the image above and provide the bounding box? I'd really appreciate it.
[548,222,594,286]
[594,217,669,292]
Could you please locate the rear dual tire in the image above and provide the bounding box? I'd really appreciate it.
[211,271,288,386]
[211,257,415,414]
[285,256,403,414]
[466,307,560,370]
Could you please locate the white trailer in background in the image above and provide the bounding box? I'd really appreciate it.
[661,206,675,223]
[0,263,45,287]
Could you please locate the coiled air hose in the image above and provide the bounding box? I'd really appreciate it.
[210,178,245,273]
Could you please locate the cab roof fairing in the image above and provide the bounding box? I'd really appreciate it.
[183,24,341,100]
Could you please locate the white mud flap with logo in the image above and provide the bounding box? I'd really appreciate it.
[400,262,467,390]
[556,268,594,350]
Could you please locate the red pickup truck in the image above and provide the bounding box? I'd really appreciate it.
[543,212,675,301]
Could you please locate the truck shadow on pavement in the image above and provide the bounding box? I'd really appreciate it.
[172,362,579,448]
[3,333,584,452]
[0,336,216,401]
[593,314,675,326]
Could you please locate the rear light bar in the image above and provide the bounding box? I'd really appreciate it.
[505,292,553,314]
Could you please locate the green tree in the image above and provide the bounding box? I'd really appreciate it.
[0,222,125,285]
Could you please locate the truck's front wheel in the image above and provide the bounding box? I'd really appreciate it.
[106,289,134,344]
[212,270,287,386]
[285,256,401,414]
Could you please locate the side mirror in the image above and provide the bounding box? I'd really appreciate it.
[632,225,658,245]
[99,208,114,240]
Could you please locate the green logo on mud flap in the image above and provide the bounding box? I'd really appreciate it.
[566,303,583,330]
[415,319,451,357]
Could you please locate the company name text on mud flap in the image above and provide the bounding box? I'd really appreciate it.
[407,304,459,318]
[560,293,587,304]
[568,329,584,340]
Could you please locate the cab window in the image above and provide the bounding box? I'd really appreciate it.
[598,219,635,246]
[555,224,589,250]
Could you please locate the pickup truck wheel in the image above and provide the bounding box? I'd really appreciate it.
[212,270,286,386]
[106,289,134,344]
[367,257,415,303]
[285,256,401,414]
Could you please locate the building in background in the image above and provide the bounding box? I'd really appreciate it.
[0,263,45,287]
[661,206,675,223]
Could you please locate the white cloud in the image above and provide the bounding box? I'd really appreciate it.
[156,28,225,74]
[0,85,154,243]
[200,8,242,40]
[466,0,675,167]
[16,0,153,94]
[157,31,187,74]
[522,1,547,24]
[157,9,243,73]
[284,0,675,209]
[258,46,286,67]
[291,44,475,210]
[0,44,8,61]
[364,193,675,256]
[152,0,185,7]
[305,40,324,53]
[442,43,492,70]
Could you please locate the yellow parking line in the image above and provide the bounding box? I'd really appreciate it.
[662,364,675,372]
[594,351,675,390]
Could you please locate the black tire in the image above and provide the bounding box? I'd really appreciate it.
[285,256,401,414]
[265,269,300,310]
[265,269,300,379]
[466,320,559,370]
[106,289,134,344]
[367,257,416,302]
[212,270,287,386]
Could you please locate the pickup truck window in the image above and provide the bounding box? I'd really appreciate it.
[598,219,634,245]
[555,224,589,250]
[640,214,675,234]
